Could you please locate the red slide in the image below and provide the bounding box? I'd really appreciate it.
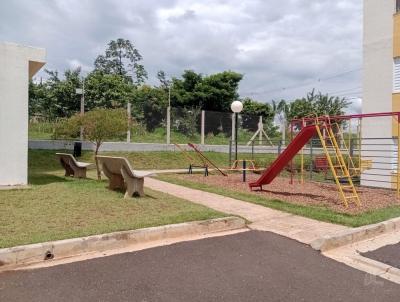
[249,125,317,190]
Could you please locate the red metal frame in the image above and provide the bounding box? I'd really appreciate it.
[290,111,400,126]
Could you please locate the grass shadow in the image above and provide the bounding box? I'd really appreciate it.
[28,173,71,185]
[258,189,325,200]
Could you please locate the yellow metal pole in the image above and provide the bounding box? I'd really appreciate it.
[348,119,352,149]
[301,147,304,184]
[348,119,352,171]
[300,119,305,184]
[358,118,362,171]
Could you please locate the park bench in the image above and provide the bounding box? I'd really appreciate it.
[96,156,154,198]
[56,153,92,178]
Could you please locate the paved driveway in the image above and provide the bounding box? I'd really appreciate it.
[1,231,399,302]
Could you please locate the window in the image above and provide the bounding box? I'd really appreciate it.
[395,58,400,93]
[397,0,400,13]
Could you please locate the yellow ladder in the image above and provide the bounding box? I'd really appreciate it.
[330,123,359,177]
[315,122,361,208]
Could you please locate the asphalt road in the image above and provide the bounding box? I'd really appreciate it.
[363,242,400,269]
[1,231,399,302]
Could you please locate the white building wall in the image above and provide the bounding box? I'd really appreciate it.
[0,42,46,186]
[362,0,396,188]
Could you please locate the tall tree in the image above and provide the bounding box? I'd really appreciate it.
[84,70,135,110]
[29,68,83,119]
[94,38,147,85]
[157,70,170,89]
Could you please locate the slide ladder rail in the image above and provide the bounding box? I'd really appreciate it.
[315,122,361,208]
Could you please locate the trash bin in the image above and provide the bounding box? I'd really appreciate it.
[73,141,82,157]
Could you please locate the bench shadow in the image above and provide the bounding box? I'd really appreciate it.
[28,173,71,185]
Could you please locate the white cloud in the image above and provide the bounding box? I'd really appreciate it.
[0,0,363,105]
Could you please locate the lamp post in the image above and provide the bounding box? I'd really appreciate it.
[75,79,85,141]
[231,100,243,161]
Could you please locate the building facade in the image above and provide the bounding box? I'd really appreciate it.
[0,43,46,186]
[362,0,400,188]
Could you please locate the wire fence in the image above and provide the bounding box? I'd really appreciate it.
[28,106,279,146]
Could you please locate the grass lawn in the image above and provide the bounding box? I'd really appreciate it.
[29,149,232,171]
[0,151,226,249]
[157,175,400,227]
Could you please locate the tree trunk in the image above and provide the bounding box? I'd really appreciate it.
[95,142,101,180]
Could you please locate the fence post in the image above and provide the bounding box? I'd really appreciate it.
[127,102,131,143]
[166,106,171,145]
[201,110,205,145]
[282,119,286,146]
[259,116,263,145]
[251,140,254,160]
[278,140,282,155]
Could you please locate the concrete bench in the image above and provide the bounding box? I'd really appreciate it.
[56,153,92,178]
[96,156,154,198]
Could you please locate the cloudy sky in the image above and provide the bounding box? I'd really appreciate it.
[0,0,363,112]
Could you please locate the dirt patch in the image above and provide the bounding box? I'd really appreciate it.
[175,173,400,214]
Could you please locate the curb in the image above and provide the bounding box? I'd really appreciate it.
[311,217,400,252]
[0,216,245,269]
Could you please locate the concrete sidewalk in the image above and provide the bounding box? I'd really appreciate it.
[145,178,348,244]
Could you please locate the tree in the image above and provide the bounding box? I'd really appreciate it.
[83,108,127,179]
[84,70,135,110]
[313,92,349,116]
[157,70,170,89]
[133,85,168,131]
[275,90,349,131]
[172,107,201,137]
[195,71,243,111]
[29,68,83,119]
[29,80,50,119]
[241,98,278,137]
[54,109,127,180]
[170,70,242,111]
[94,38,147,85]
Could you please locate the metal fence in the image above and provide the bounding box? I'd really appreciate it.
[29,106,279,146]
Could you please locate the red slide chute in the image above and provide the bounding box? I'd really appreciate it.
[249,125,317,190]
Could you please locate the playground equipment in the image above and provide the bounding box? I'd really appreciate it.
[230,159,259,171]
[246,116,274,146]
[249,112,400,208]
[174,143,210,176]
[185,143,227,176]
[249,122,359,207]
[249,125,318,189]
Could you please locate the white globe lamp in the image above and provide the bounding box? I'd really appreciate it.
[231,101,243,113]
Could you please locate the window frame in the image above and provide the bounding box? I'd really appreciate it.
[394,58,400,93]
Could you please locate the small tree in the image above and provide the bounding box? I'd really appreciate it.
[82,108,127,179]
[54,108,127,180]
